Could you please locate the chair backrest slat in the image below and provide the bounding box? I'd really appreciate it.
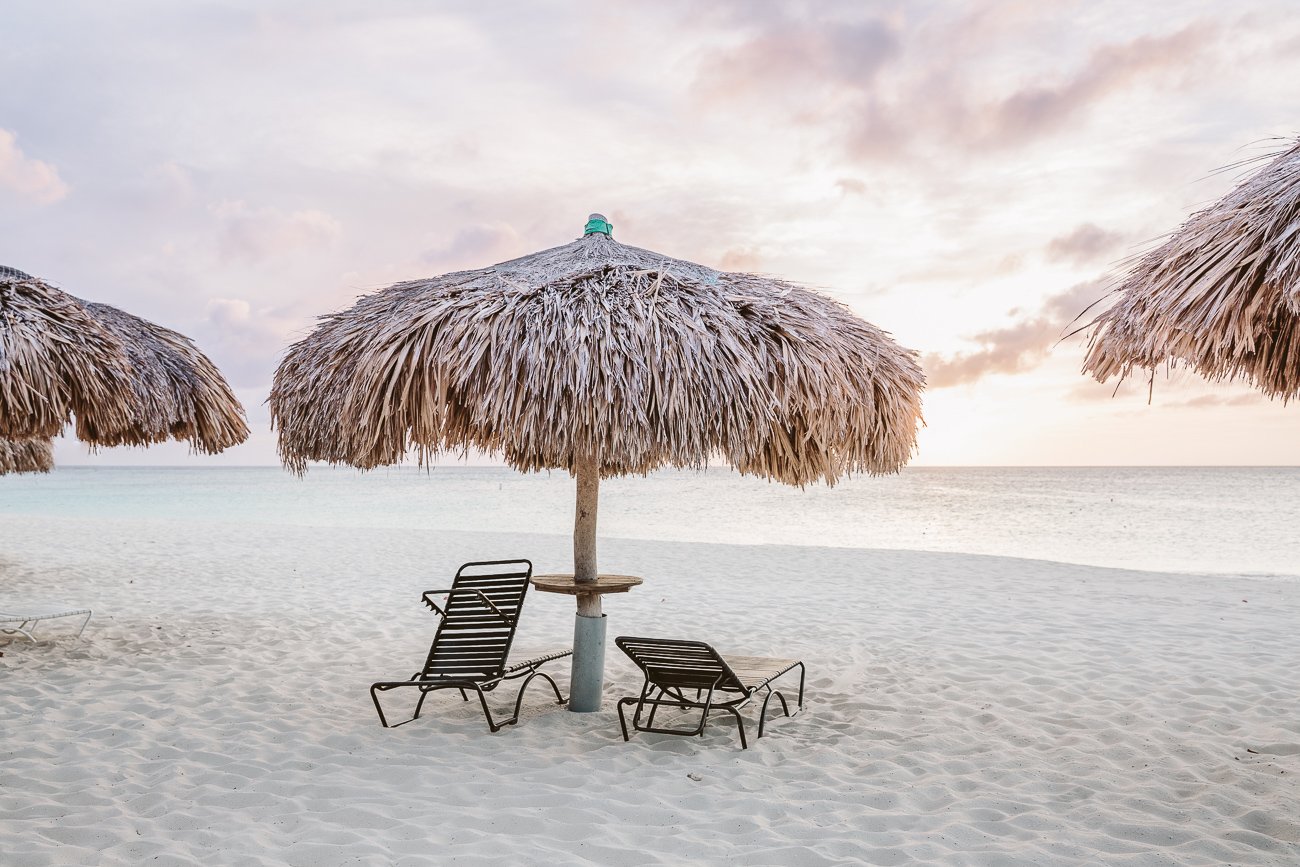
[421,559,532,680]
[615,636,746,692]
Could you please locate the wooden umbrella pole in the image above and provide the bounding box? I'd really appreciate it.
[573,453,601,616]
[569,451,606,712]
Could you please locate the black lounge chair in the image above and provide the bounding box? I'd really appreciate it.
[614,636,806,749]
[370,559,571,732]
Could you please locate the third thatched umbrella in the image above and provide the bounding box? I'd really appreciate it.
[0,438,53,475]
[1083,138,1300,400]
[271,214,925,711]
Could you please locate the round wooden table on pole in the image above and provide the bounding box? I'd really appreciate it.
[531,574,643,712]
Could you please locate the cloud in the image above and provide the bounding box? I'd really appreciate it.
[925,279,1107,387]
[206,297,253,328]
[1068,377,1267,407]
[691,7,1216,162]
[718,247,763,271]
[200,297,296,388]
[983,26,1209,146]
[1173,393,1264,407]
[696,16,900,108]
[854,24,1214,158]
[420,222,524,271]
[212,200,341,261]
[0,129,70,204]
[835,178,868,197]
[1045,223,1127,266]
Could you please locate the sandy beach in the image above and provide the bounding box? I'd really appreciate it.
[2,514,1297,866]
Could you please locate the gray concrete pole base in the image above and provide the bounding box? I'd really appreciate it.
[568,613,607,712]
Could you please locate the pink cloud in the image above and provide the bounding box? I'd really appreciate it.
[984,26,1210,146]
[925,279,1108,388]
[694,15,901,124]
[718,247,763,272]
[201,297,298,388]
[0,129,70,204]
[420,222,525,271]
[212,200,341,262]
[689,6,1217,162]
[1045,223,1128,266]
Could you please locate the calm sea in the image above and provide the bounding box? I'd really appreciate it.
[1,466,1296,580]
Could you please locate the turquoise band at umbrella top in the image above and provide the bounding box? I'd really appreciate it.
[584,217,613,237]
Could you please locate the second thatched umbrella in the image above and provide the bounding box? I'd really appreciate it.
[1084,138,1300,400]
[271,214,925,711]
[0,438,54,475]
[0,266,249,454]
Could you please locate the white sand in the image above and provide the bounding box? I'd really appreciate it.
[2,513,1297,866]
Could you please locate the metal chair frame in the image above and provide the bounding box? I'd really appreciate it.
[615,636,806,749]
[0,607,92,642]
[370,559,571,732]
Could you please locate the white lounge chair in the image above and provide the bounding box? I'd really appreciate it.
[0,605,92,642]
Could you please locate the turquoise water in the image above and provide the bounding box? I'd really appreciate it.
[2,466,1297,580]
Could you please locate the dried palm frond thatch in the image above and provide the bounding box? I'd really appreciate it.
[0,268,137,440]
[1083,138,1300,400]
[0,266,249,451]
[271,215,923,712]
[272,216,924,711]
[0,437,54,475]
[78,301,250,454]
[272,225,925,481]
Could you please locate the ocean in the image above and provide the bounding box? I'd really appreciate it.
[2,466,1296,580]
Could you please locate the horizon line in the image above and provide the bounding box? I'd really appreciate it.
[46,464,1300,470]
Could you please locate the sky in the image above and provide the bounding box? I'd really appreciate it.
[2,0,1298,467]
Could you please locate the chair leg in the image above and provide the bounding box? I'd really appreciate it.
[757,689,791,739]
[644,686,669,730]
[371,682,447,728]
[413,687,433,721]
[469,683,506,733]
[719,706,748,749]
[371,685,393,728]
[697,689,715,738]
[616,697,637,741]
[628,681,655,732]
[508,670,568,725]
[74,611,91,640]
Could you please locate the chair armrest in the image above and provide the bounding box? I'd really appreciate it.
[421,589,457,617]
[421,588,512,624]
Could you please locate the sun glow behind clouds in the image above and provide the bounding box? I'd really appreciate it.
[3,1,1298,467]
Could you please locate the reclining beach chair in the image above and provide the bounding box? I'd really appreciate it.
[370,559,571,732]
[0,604,92,642]
[615,636,806,749]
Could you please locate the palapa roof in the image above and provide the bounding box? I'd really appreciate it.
[0,266,249,451]
[0,437,54,475]
[1083,138,1300,400]
[0,267,137,440]
[77,301,249,454]
[271,219,925,483]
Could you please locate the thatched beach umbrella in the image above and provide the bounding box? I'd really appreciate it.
[1,266,136,440]
[76,301,250,453]
[1084,138,1300,400]
[0,266,249,452]
[0,438,54,475]
[271,214,925,711]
